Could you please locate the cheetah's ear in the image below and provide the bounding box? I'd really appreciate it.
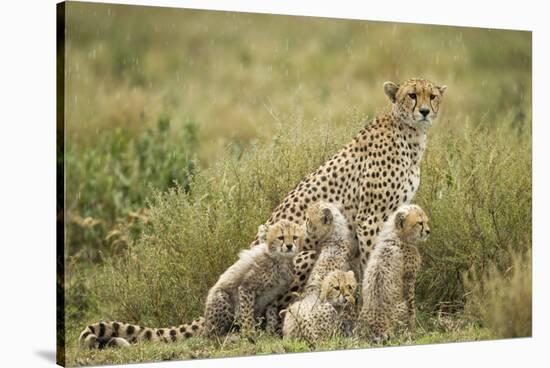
[383,81,399,103]
[394,211,406,229]
[346,270,356,280]
[437,85,447,96]
[321,208,333,225]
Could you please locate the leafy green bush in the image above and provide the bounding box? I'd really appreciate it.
[65,117,198,261]
[463,249,531,338]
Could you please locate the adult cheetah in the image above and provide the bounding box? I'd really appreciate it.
[257,78,446,307]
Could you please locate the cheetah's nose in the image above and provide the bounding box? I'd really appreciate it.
[426,229,431,235]
[286,244,293,250]
[419,108,430,117]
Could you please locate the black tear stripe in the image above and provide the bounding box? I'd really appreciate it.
[88,325,96,335]
[430,99,438,113]
[98,322,106,337]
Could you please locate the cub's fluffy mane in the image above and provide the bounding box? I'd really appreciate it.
[330,205,351,243]
[207,244,269,294]
[376,204,422,244]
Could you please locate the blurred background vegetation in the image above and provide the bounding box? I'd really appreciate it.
[63,2,531,365]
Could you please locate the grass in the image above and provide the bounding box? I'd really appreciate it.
[464,249,532,338]
[66,324,495,366]
[62,2,532,366]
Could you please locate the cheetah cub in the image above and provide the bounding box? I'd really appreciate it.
[282,201,359,341]
[283,270,358,342]
[204,219,303,337]
[357,204,430,343]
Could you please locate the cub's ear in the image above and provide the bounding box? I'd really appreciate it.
[383,81,399,103]
[394,211,407,229]
[321,208,333,225]
[437,85,447,95]
[346,270,356,280]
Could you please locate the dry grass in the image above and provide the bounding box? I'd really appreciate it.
[464,249,532,338]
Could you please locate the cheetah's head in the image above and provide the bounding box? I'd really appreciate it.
[384,78,447,127]
[320,270,358,307]
[393,204,431,243]
[265,219,304,257]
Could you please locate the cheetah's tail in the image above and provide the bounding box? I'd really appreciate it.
[78,317,205,349]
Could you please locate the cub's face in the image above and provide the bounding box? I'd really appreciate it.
[304,201,336,246]
[384,78,447,127]
[320,270,358,307]
[265,220,304,257]
[394,205,430,243]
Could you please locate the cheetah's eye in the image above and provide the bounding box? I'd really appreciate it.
[293,236,298,241]
[333,286,339,290]
[278,236,284,241]
[408,93,417,99]
[430,94,437,100]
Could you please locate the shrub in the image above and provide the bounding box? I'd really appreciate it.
[414,117,531,313]
[463,249,531,338]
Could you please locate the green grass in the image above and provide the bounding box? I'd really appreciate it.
[62,2,532,366]
[66,324,494,367]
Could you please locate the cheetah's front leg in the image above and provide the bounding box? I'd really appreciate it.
[265,305,281,336]
[402,270,417,333]
[237,286,257,336]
